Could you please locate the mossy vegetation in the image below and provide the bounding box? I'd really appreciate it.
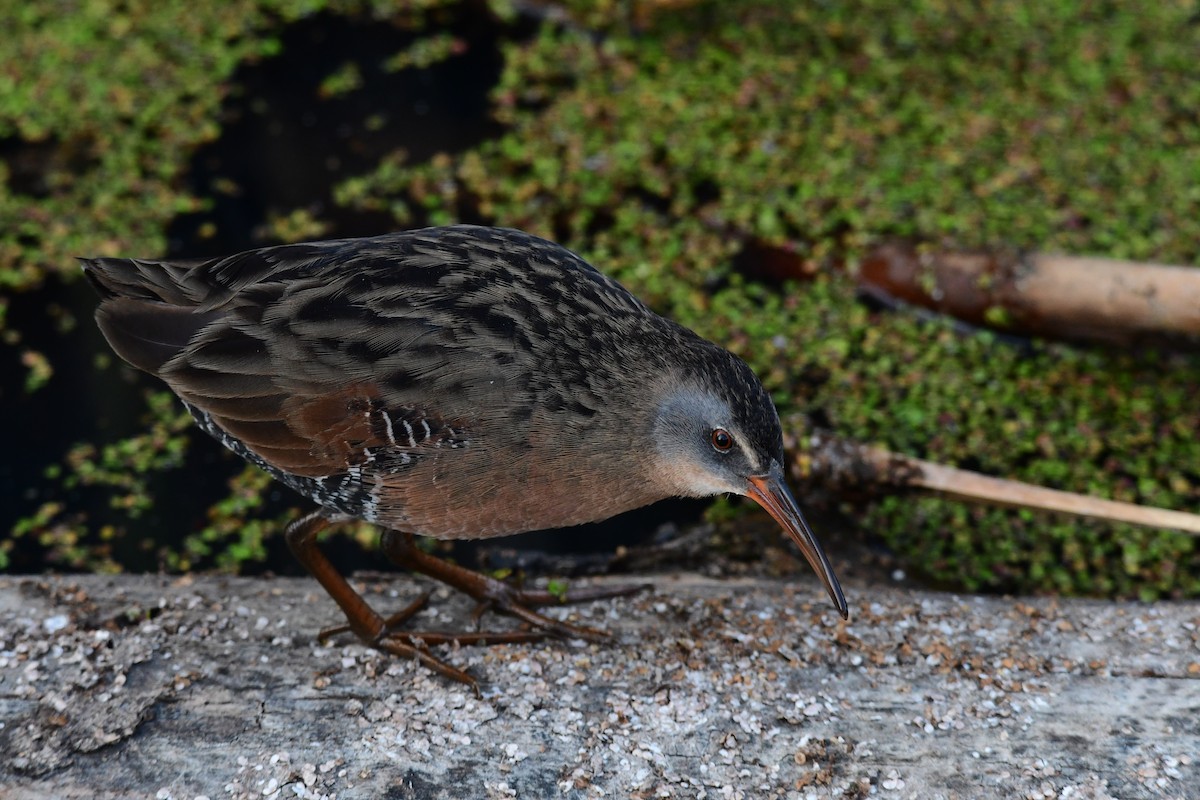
[4,0,1198,598]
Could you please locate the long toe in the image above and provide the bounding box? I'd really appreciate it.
[318,590,435,643]
[507,581,652,608]
[374,635,481,696]
[380,531,644,642]
[472,595,611,643]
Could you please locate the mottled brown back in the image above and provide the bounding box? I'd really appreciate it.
[83,225,742,537]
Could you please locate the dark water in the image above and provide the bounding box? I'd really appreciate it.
[3,8,709,575]
[165,9,511,256]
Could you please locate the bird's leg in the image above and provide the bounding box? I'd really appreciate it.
[316,588,543,646]
[379,530,646,642]
[315,589,432,644]
[286,510,387,641]
[286,509,536,692]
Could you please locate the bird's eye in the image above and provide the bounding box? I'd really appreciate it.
[711,428,734,452]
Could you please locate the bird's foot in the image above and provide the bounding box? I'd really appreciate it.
[289,511,563,696]
[459,579,611,643]
[380,530,651,643]
[480,580,651,608]
[316,590,544,697]
[316,589,547,646]
[467,580,651,642]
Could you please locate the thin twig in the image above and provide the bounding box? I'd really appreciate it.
[797,428,1200,536]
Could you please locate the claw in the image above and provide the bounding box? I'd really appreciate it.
[381,530,649,643]
[286,513,645,691]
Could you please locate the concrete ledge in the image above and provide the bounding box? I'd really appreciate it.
[1,573,1197,799]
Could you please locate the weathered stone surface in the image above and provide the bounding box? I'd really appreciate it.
[1,573,1197,799]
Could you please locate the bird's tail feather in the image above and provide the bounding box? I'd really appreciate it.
[94,296,220,375]
[79,256,211,305]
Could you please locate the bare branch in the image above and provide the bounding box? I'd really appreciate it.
[859,241,1200,346]
[794,427,1200,535]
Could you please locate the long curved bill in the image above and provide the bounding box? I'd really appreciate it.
[746,462,848,619]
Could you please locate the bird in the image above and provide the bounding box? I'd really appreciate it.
[82,224,848,689]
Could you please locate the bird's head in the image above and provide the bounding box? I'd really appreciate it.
[648,351,848,619]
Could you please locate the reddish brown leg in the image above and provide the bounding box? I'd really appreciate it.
[318,589,543,646]
[287,509,540,694]
[379,530,650,642]
[317,590,433,643]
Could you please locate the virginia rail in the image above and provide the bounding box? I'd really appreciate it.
[83,225,847,689]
